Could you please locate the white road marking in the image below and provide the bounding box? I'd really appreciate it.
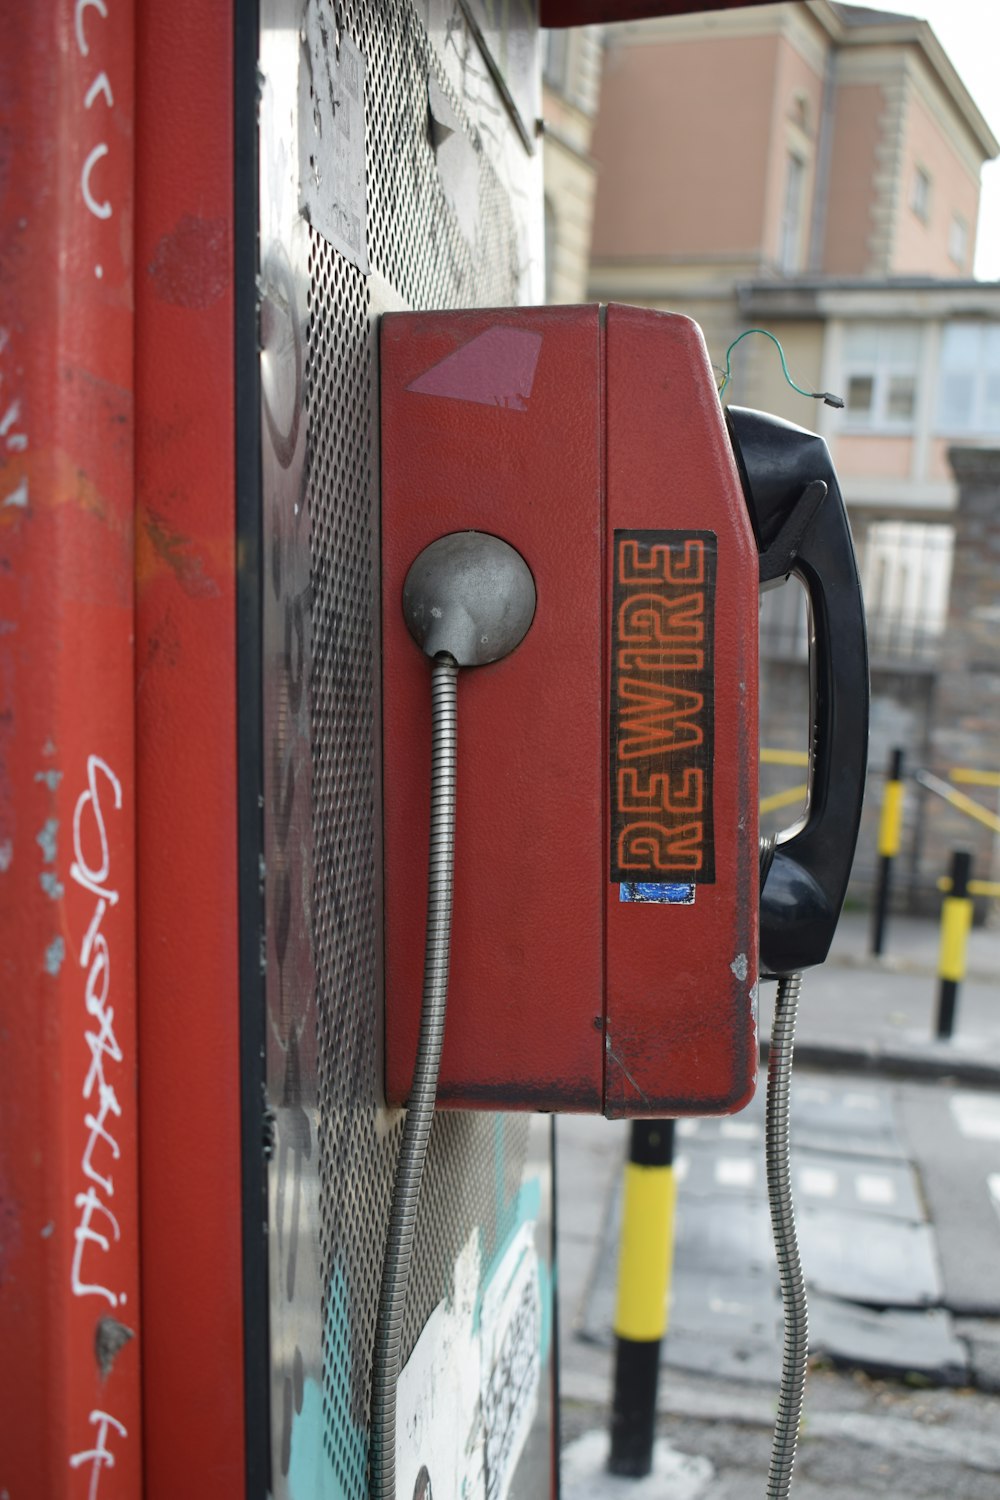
[843,1091,880,1111]
[950,1093,1000,1142]
[715,1157,756,1188]
[677,1119,700,1138]
[987,1174,1000,1224]
[799,1166,838,1198]
[709,1295,753,1317]
[674,1155,690,1184]
[719,1119,760,1140]
[855,1173,896,1206]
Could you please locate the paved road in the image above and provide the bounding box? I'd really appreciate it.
[561,1366,1000,1499]
[555,1074,1000,1495]
[553,909,1000,1495]
[759,911,1000,1083]
[560,1074,1000,1369]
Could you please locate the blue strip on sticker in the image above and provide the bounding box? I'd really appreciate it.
[619,882,695,905]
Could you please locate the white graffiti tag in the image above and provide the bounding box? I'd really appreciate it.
[70,755,124,1307]
[69,1410,127,1500]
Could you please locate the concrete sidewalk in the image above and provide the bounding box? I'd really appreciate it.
[760,909,1000,1085]
[554,908,1000,1495]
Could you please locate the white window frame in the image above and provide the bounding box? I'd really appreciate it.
[840,323,922,434]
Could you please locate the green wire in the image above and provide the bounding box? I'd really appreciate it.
[718,327,843,408]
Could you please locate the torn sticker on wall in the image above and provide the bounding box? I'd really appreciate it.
[428,74,479,247]
[299,7,369,273]
[406,326,543,410]
[395,1218,542,1500]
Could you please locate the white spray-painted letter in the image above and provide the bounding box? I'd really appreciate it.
[69,1409,126,1500]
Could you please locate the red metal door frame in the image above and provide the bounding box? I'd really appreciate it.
[134,0,253,1495]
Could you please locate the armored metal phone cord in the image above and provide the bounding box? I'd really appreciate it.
[765,970,807,1500]
[370,653,459,1500]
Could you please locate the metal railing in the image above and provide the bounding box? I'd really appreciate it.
[759,518,956,666]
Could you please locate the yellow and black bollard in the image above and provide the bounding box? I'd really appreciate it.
[936,849,974,1039]
[608,1119,676,1477]
[871,747,905,956]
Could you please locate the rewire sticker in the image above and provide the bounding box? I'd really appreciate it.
[610,530,717,884]
[619,882,696,905]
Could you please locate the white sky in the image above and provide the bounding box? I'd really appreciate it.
[856,0,1000,279]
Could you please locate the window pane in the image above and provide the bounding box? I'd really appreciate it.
[937,370,976,431]
[844,326,878,362]
[911,166,931,221]
[983,325,1000,367]
[882,325,920,365]
[886,375,916,421]
[847,375,874,415]
[779,154,806,272]
[543,30,568,88]
[941,323,980,366]
[983,372,1000,432]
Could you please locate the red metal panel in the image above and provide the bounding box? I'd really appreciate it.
[0,3,142,1495]
[134,1,246,1495]
[382,305,758,1117]
[603,303,758,1116]
[382,306,606,1111]
[540,0,772,25]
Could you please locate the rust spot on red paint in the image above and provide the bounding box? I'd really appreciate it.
[144,512,220,599]
[148,214,229,309]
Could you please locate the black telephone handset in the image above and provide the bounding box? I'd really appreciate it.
[726,407,870,975]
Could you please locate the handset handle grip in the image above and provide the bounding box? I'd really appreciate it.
[727,407,870,974]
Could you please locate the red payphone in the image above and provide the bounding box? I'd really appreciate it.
[373,302,867,1498]
[379,302,868,1118]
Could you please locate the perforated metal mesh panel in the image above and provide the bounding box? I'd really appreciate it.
[260,1,545,1494]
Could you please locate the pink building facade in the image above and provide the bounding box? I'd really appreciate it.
[582,0,1000,906]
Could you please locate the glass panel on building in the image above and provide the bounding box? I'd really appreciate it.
[911,165,932,221]
[842,324,921,430]
[938,369,976,431]
[937,321,1000,434]
[886,374,916,421]
[779,153,806,273]
[847,374,874,417]
[949,214,968,269]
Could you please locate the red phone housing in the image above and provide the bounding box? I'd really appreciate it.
[381,304,759,1117]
